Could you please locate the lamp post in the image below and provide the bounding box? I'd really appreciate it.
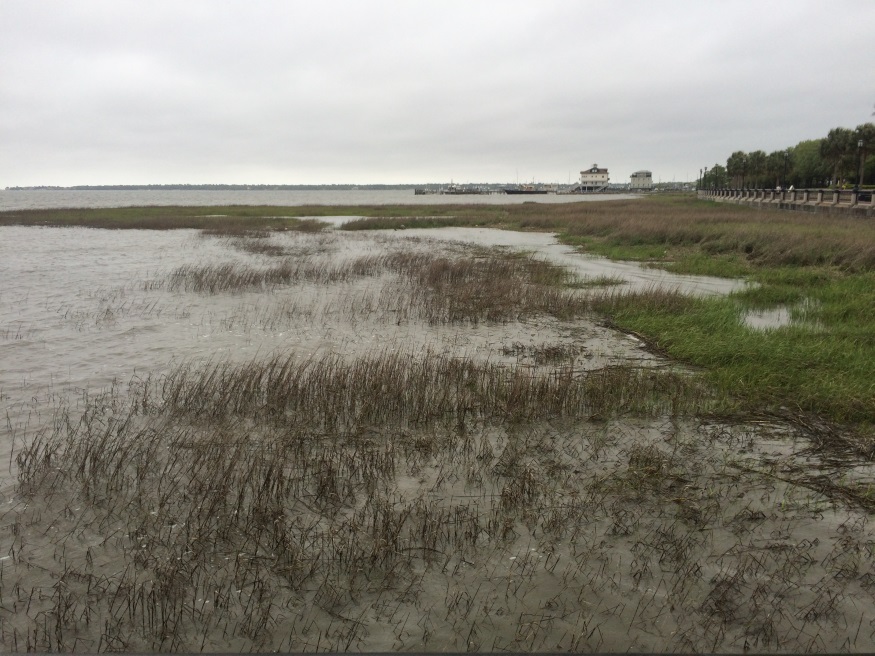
[782,150,789,189]
[704,167,708,195]
[859,139,866,191]
[742,157,747,189]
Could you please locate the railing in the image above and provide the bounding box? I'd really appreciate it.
[699,187,875,211]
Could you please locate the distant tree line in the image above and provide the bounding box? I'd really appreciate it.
[702,122,875,190]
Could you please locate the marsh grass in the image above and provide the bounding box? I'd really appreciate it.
[147,350,708,426]
[337,200,875,419]
[6,373,875,652]
[523,196,875,427]
[0,206,330,232]
[566,273,627,288]
[161,244,594,325]
[0,204,488,231]
[333,195,875,273]
[226,237,289,257]
[501,342,587,365]
[6,197,875,272]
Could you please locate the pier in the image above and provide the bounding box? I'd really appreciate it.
[698,188,874,218]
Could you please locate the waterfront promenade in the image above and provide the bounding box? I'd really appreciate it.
[699,188,874,217]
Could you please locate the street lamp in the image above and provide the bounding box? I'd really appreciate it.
[859,139,866,191]
[742,156,747,189]
[704,167,708,194]
[782,150,789,189]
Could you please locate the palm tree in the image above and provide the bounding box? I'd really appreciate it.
[726,151,747,188]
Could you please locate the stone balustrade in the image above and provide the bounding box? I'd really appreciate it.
[697,188,874,217]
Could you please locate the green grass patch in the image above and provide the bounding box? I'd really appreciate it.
[594,272,875,425]
[340,216,478,230]
[658,252,753,278]
[566,274,627,289]
[560,234,669,262]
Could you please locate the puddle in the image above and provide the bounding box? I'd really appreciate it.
[744,305,793,330]
[288,215,363,227]
[742,300,821,331]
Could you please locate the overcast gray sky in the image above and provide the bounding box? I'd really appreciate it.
[2,0,873,187]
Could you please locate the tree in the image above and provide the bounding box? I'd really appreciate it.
[746,150,767,188]
[716,121,873,189]
[765,150,792,188]
[820,127,854,186]
[726,151,747,188]
[790,139,829,188]
[854,123,875,186]
[707,163,728,189]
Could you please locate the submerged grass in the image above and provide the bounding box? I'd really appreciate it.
[6,354,874,652]
[162,244,592,324]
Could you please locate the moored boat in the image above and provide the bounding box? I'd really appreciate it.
[503,185,549,195]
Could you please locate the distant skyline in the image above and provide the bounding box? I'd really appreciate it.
[2,1,874,187]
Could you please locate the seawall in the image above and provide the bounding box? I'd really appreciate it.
[698,188,874,218]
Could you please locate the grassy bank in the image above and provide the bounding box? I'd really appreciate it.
[550,197,875,428]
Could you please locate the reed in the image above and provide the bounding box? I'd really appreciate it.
[5,372,874,651]
[161,244,595,327]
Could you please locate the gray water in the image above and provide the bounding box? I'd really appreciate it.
[0,188,639,211]
[0,224,745,491]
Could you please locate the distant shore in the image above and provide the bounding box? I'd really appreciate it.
[5,183,430,191]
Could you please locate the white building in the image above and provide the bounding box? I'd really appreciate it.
[630,170,653,190]
[579,164,609,191]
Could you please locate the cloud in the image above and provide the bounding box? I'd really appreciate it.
[2,0,874,185]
